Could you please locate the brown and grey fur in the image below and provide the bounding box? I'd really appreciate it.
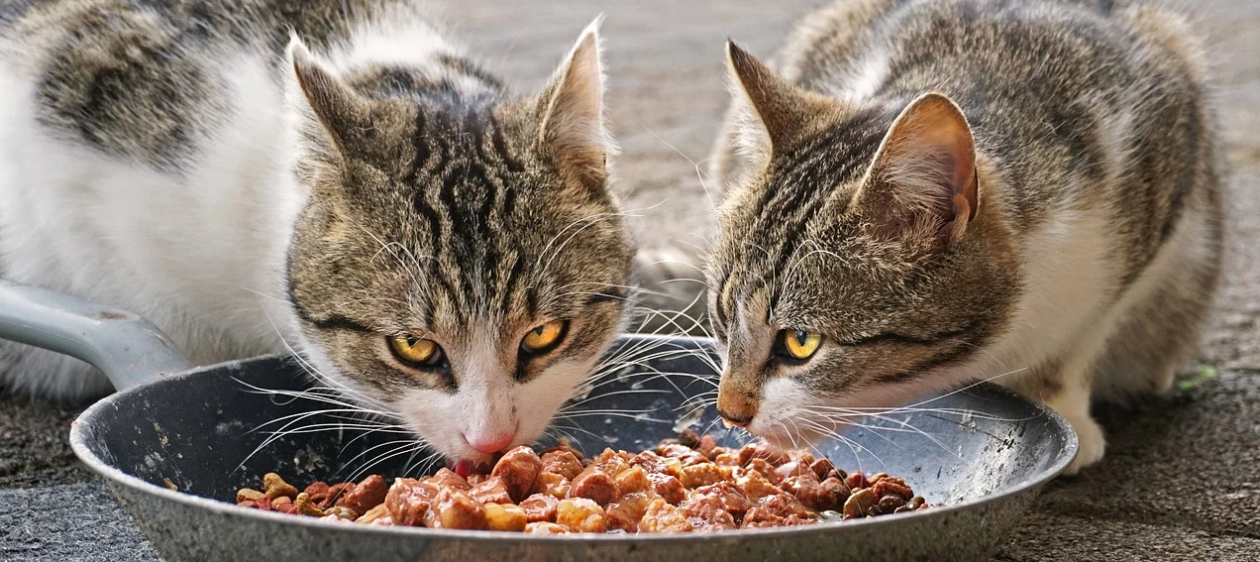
[706,0,1223,474]
[0,0,634,461]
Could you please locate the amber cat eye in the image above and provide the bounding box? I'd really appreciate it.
[389,335,445,368]
[778,329,822,361]
[521,320,567,355]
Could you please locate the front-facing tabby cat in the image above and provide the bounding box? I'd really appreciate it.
[707,0,1222,473]
[0,1,633,462]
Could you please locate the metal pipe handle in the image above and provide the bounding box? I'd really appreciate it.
[0,280,191,390]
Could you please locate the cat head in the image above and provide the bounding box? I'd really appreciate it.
[283,23,633,463]
[707,43,1020,447]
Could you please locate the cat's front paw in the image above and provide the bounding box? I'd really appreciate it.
[1062,414,1106,475]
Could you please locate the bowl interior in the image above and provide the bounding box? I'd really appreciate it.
[74,336,1074,511]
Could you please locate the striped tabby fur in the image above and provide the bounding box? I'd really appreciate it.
[0,0,633,462]
[707,0,1223,474]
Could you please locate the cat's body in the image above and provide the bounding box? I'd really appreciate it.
[707,0,1222,474]
[0,0,635,462]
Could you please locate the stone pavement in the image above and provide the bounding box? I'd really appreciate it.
[2,1,1258,560]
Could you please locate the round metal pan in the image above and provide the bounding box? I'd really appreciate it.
[0,280,1076,562]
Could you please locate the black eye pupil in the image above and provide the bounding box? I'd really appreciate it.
[793,331,808,345]
[533,326,545,336]
[405,336,418,347]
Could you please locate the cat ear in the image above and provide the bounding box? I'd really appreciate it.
[725,41,824,155]
[862,92,978,244]
[286,35,373,157]
[538,17,614,193]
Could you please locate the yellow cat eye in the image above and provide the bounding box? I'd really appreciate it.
[521,320,567,354]
[780,330,823,361]
[389,335,444,367]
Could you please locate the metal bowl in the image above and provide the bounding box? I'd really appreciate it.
[70,335,1076,562]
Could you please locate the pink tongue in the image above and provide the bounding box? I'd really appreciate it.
[452,460,474,478]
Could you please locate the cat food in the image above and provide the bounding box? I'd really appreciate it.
[234,431,929,533]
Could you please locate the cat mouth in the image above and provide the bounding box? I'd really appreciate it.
[445,457,497,477]
[750,415,845,449]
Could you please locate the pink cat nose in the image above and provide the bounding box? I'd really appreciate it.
[465,432,515,454]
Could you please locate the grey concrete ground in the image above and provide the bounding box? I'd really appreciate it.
[2,1,1258,560]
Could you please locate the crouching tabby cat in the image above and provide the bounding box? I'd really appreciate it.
[0,1,634,462]
[707,0,1222,474]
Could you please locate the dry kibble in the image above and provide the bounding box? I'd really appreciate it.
[877,494,906,514]
[294,492,326,517]
[302,482,330,505]
[236,488,265,504]
[262,473,299,500]
[320,483,354,509]
[274,501,298,515]
[238,432,928,534]
[845,472,870,491]
[873,477,914,501]
[843,488,878,519]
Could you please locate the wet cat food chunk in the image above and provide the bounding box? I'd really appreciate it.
[540,449,585,480]
[385,478,440,526]
[556,498,608,533]
[491,446,544,503]
[519,493,560,523]
[638,498,694,533]
[570,465,620,506]
[483,503,528,532]
[424,489,487,530]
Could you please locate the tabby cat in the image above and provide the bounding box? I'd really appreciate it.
[706,0,1222,474]
[0,1,634,462]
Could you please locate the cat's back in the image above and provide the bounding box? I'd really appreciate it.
[782,0,1205,95]
[0,0,438,171]
[778,0,1216,236]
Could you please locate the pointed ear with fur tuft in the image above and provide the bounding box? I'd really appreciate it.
[538,18,614,194]
[724,41,831,157]
[860,92,979,245]
[287,35,374,158]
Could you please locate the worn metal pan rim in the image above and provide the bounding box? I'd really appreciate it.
[70,339,1079,545]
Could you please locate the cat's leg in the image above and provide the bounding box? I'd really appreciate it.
[1042,357,1106,476]
[1003,340,1108,475]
